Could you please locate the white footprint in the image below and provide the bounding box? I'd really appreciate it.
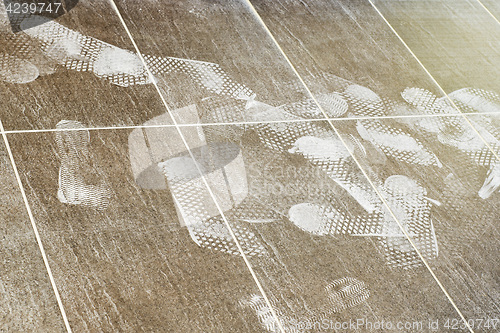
[0,53,39,83]
[402,87,500,198]
[18,15,254,99]
[55,120,112,210]
[325,277,370,313]
[356,119,442,167]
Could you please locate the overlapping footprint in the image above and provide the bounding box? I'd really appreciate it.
[55,120,112,210]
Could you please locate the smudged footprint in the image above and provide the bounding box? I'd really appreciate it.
[448,88,500,115]
[288,135,382,213]
[343,84,387,117]
[378,175,439,268]
[239,294,303,333]
[402,87,500,198]
[55,120,112,210]
[342,85,442,167]
[158,145,266,257]
[324,277,370,313]
[356,119,442,167]
[287,201,384,237]
[479,164,500,199]
[0,53,39,83]
[446,88,500,199]
[20,15,150,87]
[288,203,340,236]
[19,15,254,98]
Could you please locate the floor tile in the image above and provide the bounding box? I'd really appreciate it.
[2,1,498,332]
[371,0,500,94]
[0,139,66,331]
[7,124,275,332]
[177,119,474,332]
[248,0,460,118]
[111,0,345,124]
[328,114,500,326]
[0,0,171,131]
[479,0,500,18]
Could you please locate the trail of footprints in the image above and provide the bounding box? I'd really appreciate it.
[2,11,499,331]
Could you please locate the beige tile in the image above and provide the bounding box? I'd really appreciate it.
[249,0,457,117]
[184,120,471,331]
[0,141,66,331]
[479,0,500,18]
[0,0,169,131]
[7,127,272,332]
[371,0,500,94]
[329,114,500,324]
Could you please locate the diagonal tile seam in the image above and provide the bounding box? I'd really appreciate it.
[475,0,500,24]
[107,1,287,332]
[0,121,73,333]
[3,110,500,135]
[367,0,500,164]
[243,0,476,331]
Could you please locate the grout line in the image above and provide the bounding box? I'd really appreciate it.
[243,0,475,332]
[0,122,72,333]
[3,110,499,135]
[367,0,499,165]
[107,1,286,332]
[475,0,500,25]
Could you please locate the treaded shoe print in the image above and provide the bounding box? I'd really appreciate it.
[324,277,370,313]
[239,295,301,333]
[0,52,38,83]
[128,106,266,256]
[402,88,500,198]
[55,120,112,210]
[377,176,439,269]
[6,13,254,98]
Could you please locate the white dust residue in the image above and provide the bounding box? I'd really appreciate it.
[325,277,370,313]
[191,62,225,93]
[94,47,145,77]
[288,203,330,235]
[55,120,112,210]
[344,84,382,103]
[450,88,500,113]
[288,136,351,160]
[0,54,39,83]
[479,164,500,199]
[316,92,349,118]
[158,156,205,181]
[357,122,421,153]
[356,121,442,167]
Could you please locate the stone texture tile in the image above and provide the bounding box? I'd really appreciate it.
[112,0,337,124]
[248,0,457,118]
[0,0,170,131]
[371,0,500,94]
[180,120,471,332]
[7,126,271,332]
[0,140,66,332]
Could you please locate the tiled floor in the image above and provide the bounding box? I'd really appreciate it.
[0,0,499,332]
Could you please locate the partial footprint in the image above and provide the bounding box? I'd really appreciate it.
[356,119,442,167]
[19,15,254,98]
[289,135,382,213]
[0,53,39,83]
[448,88,500,114]
[240,294,301,333]
[378,175,439,268]
[325,277,370,313]
[55,120,112,210]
